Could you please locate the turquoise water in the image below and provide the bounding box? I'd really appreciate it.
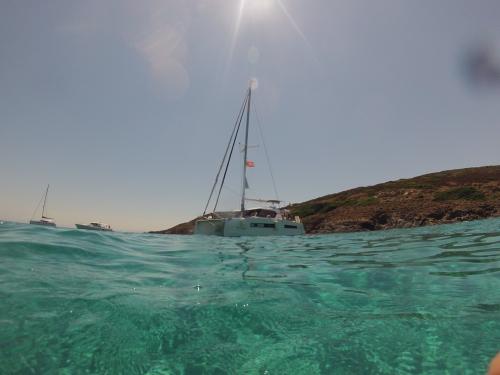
[1,220,499,374]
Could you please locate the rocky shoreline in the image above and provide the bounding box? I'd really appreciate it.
[151,166,500,235]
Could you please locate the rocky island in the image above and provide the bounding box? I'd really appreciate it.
[151,166,500,235]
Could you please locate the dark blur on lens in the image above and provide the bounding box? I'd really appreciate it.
[464,44,500,87]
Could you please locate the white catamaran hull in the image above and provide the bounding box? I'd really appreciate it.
[195,217,305,237]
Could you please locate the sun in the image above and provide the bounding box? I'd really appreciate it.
[228,0,273,71]
[226,0,310,75]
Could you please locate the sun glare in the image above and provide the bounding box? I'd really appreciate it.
[226,0,312,77]
[246,0,274,15]
[229,0,274,66]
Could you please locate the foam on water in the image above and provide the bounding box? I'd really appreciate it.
[1,219,499,374]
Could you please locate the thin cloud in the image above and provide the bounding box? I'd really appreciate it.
[63,0,192,96]
[135,25,190,96]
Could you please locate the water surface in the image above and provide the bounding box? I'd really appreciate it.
[1,219,500,374]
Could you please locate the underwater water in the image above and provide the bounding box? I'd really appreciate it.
[0,219,499,374]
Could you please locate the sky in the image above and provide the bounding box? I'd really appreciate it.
[1,0,499,232]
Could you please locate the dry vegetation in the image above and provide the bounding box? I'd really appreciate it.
[152,166,500,235]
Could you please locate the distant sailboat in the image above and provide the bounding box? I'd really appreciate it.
[75,222,113,231]
[29,185,56,227]
[194,83,305,237]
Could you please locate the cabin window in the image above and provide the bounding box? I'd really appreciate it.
[244,209,277,218]
[285,225,297,229]
[250,223,276,228]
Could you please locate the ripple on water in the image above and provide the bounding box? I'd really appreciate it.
[0,219,499,374]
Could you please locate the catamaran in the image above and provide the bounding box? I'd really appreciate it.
[194,83,305,237]
[29,185,56,227]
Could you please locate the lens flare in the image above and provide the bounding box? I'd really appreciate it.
[249,78,259,90]
[226,0,246,73]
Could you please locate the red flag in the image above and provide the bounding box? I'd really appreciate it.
[246,160,255,167]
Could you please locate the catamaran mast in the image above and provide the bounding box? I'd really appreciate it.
[42,184,49,218]
[240,85,252,215]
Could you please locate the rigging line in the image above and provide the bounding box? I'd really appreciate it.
[202,92,249,216]
[213,93,248,213]
[240,86,251,214]
[41,184,49,218]
[214,94,247,213]
[30,191,45,221]
[221,184,242,198]
[252,102,280,201]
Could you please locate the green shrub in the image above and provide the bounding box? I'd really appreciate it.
[385,179,434,190]
[356,196,379,206]
[291,196,379,217]
[291,201,339,217]
[290,206,315,218]
[318,202,338,213]
[434,187,485,202]
[333,196,378,207]
[291,203,327,217]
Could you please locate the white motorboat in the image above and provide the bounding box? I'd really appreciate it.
[75,222,113,231]
[29,185,56,227]
[194,83,305,237]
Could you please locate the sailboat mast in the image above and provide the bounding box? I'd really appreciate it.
[42,184,49,218]
[240,86,252,215]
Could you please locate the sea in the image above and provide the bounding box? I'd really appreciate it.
[1,219,499,374]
